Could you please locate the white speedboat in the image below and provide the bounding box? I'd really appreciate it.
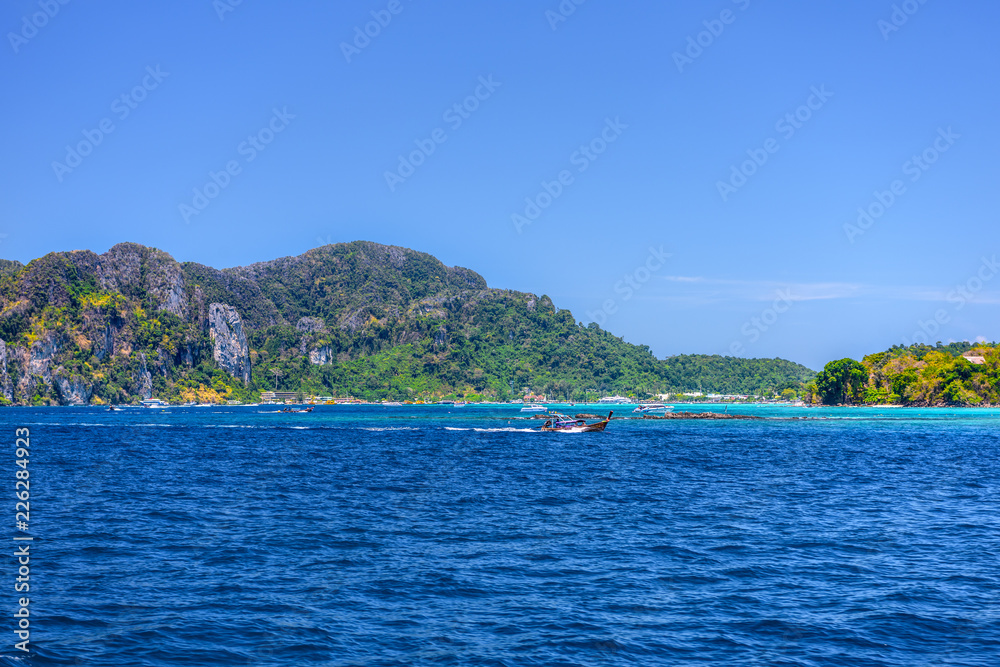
[520,404,548,413]
[633,403,673,415]
[598,396,630,404]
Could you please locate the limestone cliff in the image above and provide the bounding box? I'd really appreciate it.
[15,333,60,401]
[308,346,333,365]
[134,353,153,400]
[294,317,333,364]
[0,340,11,402]
[208,304,250,384]
[53,371,93,405]
[96,243,188,318]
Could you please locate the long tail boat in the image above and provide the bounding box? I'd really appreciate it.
[539,411,613,433]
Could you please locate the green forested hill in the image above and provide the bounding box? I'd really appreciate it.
[660,355,815,395]
[0,241,815,405]
[808,342,1000,406]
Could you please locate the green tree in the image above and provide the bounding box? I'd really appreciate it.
[815,358,868,405]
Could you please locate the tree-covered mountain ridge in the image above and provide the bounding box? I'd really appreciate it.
[0,241,815,405]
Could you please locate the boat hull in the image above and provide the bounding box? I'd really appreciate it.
[539,411,613,433]
[539,421,608,433]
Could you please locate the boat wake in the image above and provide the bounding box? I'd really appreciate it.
[359,427,421,432]
[443,427,538,433]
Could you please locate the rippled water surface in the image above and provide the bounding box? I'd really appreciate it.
[3,405,1000,665]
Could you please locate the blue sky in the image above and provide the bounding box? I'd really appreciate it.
[2,0,998,370]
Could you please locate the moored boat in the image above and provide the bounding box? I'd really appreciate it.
[520,404,548,413]
[633,403,673,415]
[598,396,630,404]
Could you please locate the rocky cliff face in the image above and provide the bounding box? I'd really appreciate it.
[96,244,189,319]
[208,304,250,384]
[134,353,153,399]
[294,317,333,364]
[53,371,93,405]
[308,346,333,365]
[17,333,60,400]
[295,317,325,333]
[0,340,11,402]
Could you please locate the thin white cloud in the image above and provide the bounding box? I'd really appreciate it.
[662,275,705,283]
[656,276,1000,304]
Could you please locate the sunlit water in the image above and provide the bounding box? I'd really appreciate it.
[2,404,999,666]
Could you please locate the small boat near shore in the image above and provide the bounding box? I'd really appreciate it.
[598,396,630,404]
[633,403,673,415]
[540,411,613,433]
[520,404,548,413]
[280,407,314,413]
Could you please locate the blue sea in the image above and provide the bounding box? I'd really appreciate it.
[2,404,999,666]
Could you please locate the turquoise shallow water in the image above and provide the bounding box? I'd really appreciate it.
[2,404,998,665]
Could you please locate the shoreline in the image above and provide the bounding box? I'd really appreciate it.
[3,402,1000,409]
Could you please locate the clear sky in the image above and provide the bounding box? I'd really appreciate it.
[2,0,998,370]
